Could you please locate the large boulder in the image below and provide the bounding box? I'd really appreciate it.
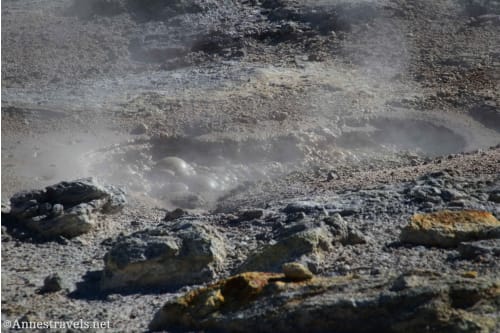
[8,178,126,238]
[101,221,226,291]
[400,210,500,247]
[150,270,500,333]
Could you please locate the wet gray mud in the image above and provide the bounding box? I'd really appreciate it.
[85,135,304,208]
[338,117,467,155]
[84,112,494,209]
[2,0,500,332]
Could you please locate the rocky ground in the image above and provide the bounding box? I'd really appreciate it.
[1,0,500,332]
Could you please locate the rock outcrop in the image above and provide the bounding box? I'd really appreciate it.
[150,270,500,333]
[404,171,500,211]
[400,210,500,247]
[8,178,126,238]
[239,219,333,272]
[239,213,368,273]
[101,221,226,291]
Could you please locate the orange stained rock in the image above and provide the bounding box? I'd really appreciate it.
[221,272,283,303]
[462,271,478,279]
[410,210,500,230]
[178,272,284,309]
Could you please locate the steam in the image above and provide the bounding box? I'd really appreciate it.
[2,123,125,193]
[4,0,499,209]
[82,135,305,209]
[293,1,434,158]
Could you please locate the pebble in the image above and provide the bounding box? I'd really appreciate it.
[238,209,264,221]
[488,191,500,203]
[462,271,478,279]
[130,123,148,135]
[40,274,63,293]
[163,208,188,222]
[282,262,314,281]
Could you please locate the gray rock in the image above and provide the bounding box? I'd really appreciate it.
[150,271,499,333]
[27,203,95,238]
[1,201,11,214]
[239,220,333,272]
[409,185,441,201]
[390,270,441,291]
[101,221,226,291]
[51,204,64,216]
[476,14,500,24]
[130,123,148,135]
[163,208,188,222]
[102,185,127,213]
[441,189,467,201]
[346,228,369,245]
[286,211,307,223]
[44,180,109,205]
[237,209,264,221]
[324,213,348,240]
[420,201,435,209]
[8,178,126,238]
[9,190,47,219]
[458,239,500,259]
[10,178,126,238]
[488,190,500,203]
[283,201,325,215]
[448,199,467,207]
[2,225,12,243]
[326,171,340,181]
[40,274,63,293]
[324,213,367,245]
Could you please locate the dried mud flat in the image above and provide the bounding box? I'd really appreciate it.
[1,0,500,332]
